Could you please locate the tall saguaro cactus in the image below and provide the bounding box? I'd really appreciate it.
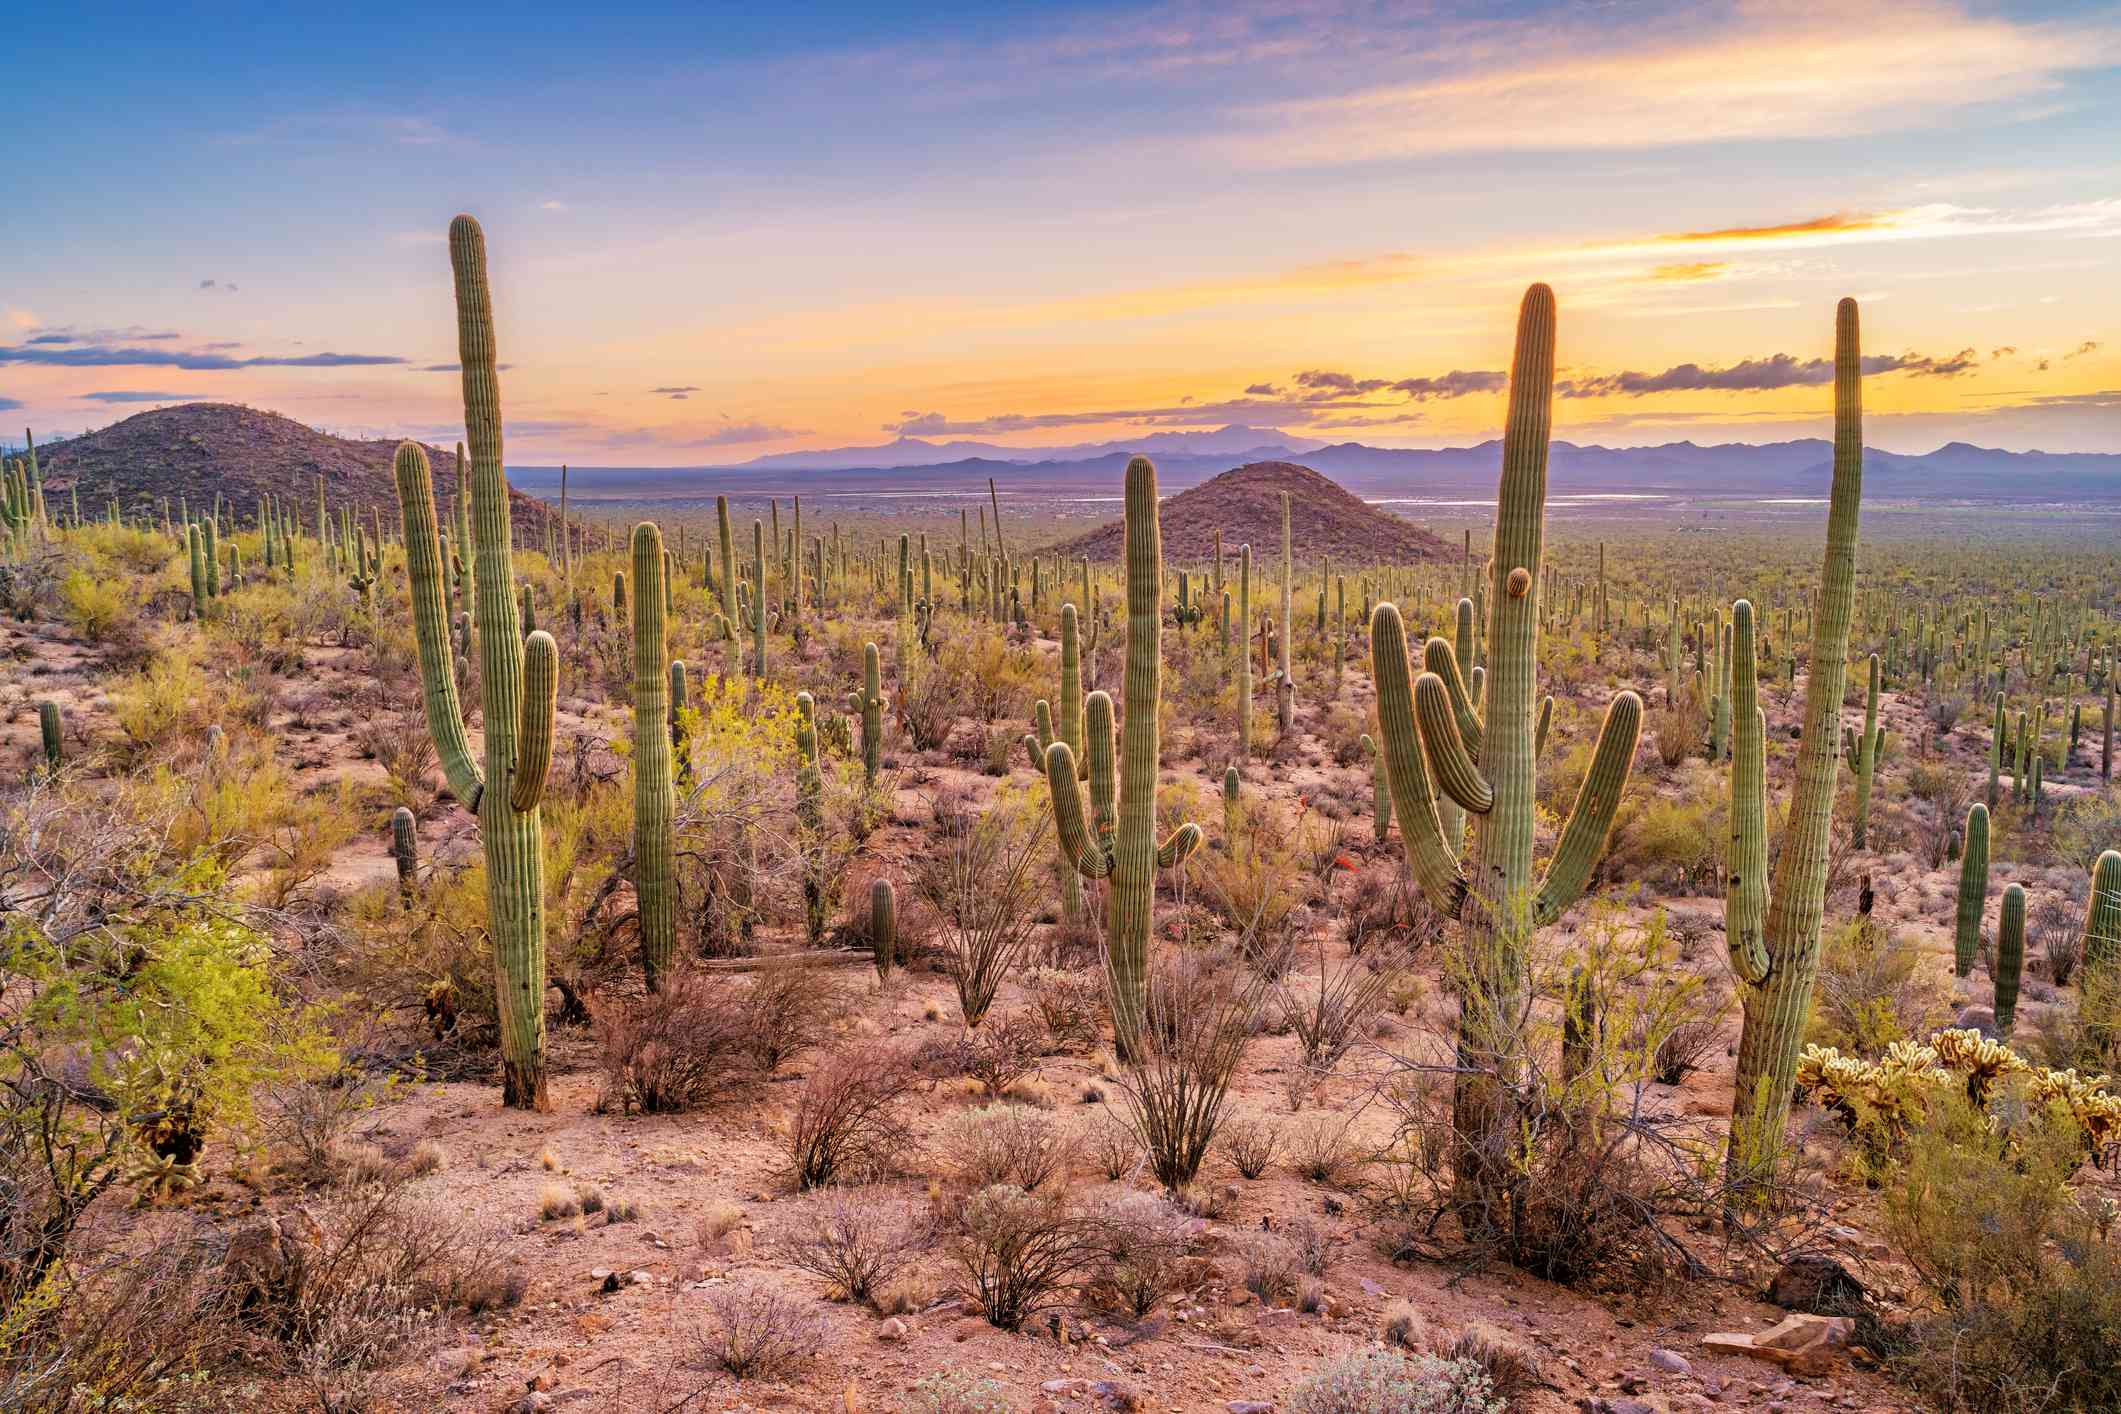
[395,215,561,1110]
[1952,802,1990,978]
[1725,298,1866,1184]
[1043,456,1203,1056]
[632,522,678,991]
[1367,285,1642,1215]
[1993,883,2025,1035]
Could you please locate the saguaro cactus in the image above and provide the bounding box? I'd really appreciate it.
[870,878,897,982]
[852,642,886,783]
[1952,802,1990,978]
[394,215,561,1110]
[1725,298,1866,1183]
[1367,285,1642,1213]
[2086,849,2121,973]
[1043,456,1203,1056]
[1993,883,2025,1035]
[1360,731,1391,843]
[391,806,419,904]
[1274,493,1294,732]
[632,522,678,990]
[1237,545,1253,757]
[1844,653,1882,848]
[37,701,61,778]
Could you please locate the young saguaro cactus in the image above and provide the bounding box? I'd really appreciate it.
[1952,802,1990,978]
[870,877,897,982]
[632,522,678,991]
[391,806,419,905]
[1043,456,1203,1057]
[1725,298,1866,1184]
[852,641,886,783]
[37,701,62,778]
[394,215,561,1110]
[1993,883,2025,1035]
[1368,285,1643,1211]
[1844,653,1882,848]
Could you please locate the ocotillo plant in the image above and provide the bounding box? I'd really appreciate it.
[1994,883,2025,1035]
[633,523,678,991]
[1367,284,1642,1216]
[1043,456,1202,1057]
[1952,802,1989,978]
[394,215,561,1110]
[1725,298,1866,1186]
[1844,654,1882,848]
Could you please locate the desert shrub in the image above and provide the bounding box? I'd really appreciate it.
[946,1185,1102,1330]
[1086,1191,1192,1318]
[1086,1105,1142,1181]
[354,713,441,815]
[1283,1112,1363,1185]
[912,786,1050,1027]
[936,626,1042,726]
[906,1371,1016,1414]
[743,964,841,1072]
[591,973,759,1114]
[1240,1232,1300,1304]
[1644,686,1706,769]
[696,1280,826,1379]
[776,1188,928,1308]
[945,1010,1046,1097]
[1649,984,1727,1085]
[107,647,265,759]
[1883,1090,2121,1412]
[782,1044,924,1190]
[2036,891,2085,987]
[1023,967,1105,1051]
[894,656,958,752]
[2053,789,2121,875]
[1808,919,1950,1057]
[1602,768,1727,892]
[1286,1351,1501,1414]
[1343,864,1444,957]
[255,781,363,907]
[1197,808,1305,970]
[59,566,144,650]
[1107,951,1265,1188]
[940,1105,1074,1191]
[1220,1112,1280,1179]
[1278,936,1403,1075]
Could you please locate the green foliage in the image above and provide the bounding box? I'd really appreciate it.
[1807,919,1951,1057]
[58,567,138,644]
[1286,1350,1502,1414]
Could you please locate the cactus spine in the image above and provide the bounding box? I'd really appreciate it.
[1367,285,1642,1214]
[1726,298,1866,1184]
[1043,456,1202,1057]
[1952,802,1990,978]
[632,523,678,990]
[1993,882,2024,1035]
[1844,653,1881,848]
[395,215,561,1110]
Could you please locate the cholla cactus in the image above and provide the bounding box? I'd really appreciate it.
[393,215,561,1110]
[1042,456,1202,1056]
[1367,285,1642,1208]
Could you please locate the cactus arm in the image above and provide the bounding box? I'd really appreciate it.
[1725,599,1771,985]
[1421,636,1485,761]
[1084,689,1118,845]
[1530,690,1642,927]
[1362,731,1393,842]
[1414,671,1494,813]
[1156,823,1203,869]
[1369,603,1467,918]
[393,441,486,811]
[510,630,558,813]
[1045,742,1114,879]
[1535,695,1552,757]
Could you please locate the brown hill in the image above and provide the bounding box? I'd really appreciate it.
[26,403,546,521]
[1050,460,1451,565]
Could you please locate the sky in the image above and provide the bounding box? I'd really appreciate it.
[3,0,2118,464]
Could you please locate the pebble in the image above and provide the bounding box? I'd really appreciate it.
[1649,1349,1693,1376]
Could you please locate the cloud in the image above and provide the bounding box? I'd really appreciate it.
[1244,382,1280,396]
[1991,346,2018,359]
[1559,349,1982,397]
[1663,214,1885,245]
[540,199,569,212]
[197,278,239,291]
[1389,370,1507,400]
[652,385,703,400]
[78,390,192,403]
[7,310,38,331]
[0,343,405,370]
[418,362,516,372]
[0,396,20,412]
[1217,4,2120,165]
[2066,339,2103,359]
[1647,261,1730,282]
[1293,369,1391,396]
[688,421,805,446]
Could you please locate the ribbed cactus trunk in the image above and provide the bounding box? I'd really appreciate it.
[1237,545,1253,758]
[1367,285,1642,1227]
[394,215,560,1111]
[870,878,896,982]
[1044,457,1201,1060]
[855,642,885,783]
[1845,654,1881,848]
[632,522,678,991]
[751,520,767,678]
[1275,493,1294,732]
[1952,803,1989,978]
[2087,850,2121,973]
[1727,299,1865,1185]
[716,494,737,642]
[1993,883,2024,1035]
[391,806,418,905]
[37,701,61,778]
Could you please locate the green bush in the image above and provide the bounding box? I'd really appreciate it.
[1287,1350,1501,1414]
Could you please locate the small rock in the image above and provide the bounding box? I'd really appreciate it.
[1043,1378,1088,1395]
[509,1396,553,1414]
[876,1317,910,1343]
[628,1270,653,1285]
[1768,1254,1868,1314]
[1649,1349,1693,1376]
[1228,1404,1273,1414]
[587,1268,612,1281]
[1359,1278,1388,1297]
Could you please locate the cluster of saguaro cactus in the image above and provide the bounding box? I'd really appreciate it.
[1724,298,1866,1185]
[1042,456,1203,1056]
[1368,285,1642,1215]
[395,215,560,1110]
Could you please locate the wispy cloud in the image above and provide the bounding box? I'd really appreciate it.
[652,385,702,400]
[1560,348,1981,398]
[77,390,192,403]
[197,278,240,292]
[0,343,405,370]
[1216,4,2119,165]
[1646,261,1730,283]
[0,396,21,412]
[540,199,569,213]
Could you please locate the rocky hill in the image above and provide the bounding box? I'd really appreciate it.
[22,403,546,519]
[1049,460,1452,565]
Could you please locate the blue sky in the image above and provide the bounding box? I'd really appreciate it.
[6,1,2119,459]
